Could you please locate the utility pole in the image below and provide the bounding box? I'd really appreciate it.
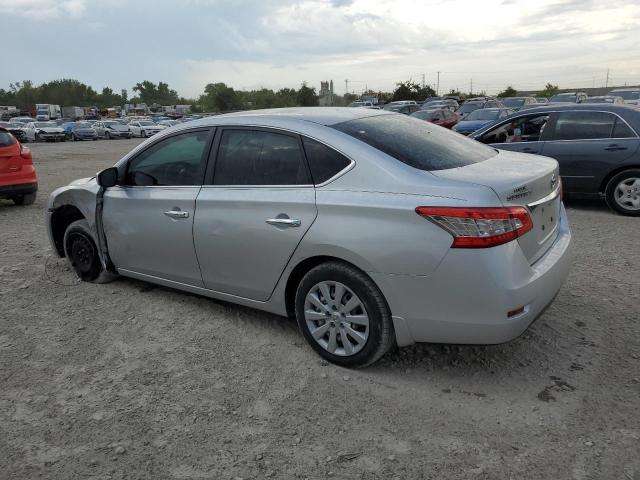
[605,69,609,88]
[422,73,425,89]
[436,71,440,96]
[345,79,349,95]
[470,79,473,95]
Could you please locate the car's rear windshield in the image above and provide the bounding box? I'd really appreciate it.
[331,114,497,171]
[0,131,17,147]
[610,91,640,100]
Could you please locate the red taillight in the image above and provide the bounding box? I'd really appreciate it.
[415,206,533,248]
[20,145,32,160]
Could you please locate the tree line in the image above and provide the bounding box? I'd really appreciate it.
[0,78,565,114]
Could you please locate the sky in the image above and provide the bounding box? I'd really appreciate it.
[1,0,639,98]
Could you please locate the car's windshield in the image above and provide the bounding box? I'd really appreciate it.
[383,105,405,112]
[8,123,23,128]
[75,122,92,128]
[466,109,501,121]
[458,102,482,113]
[410,110,435,120]
[34,122,54,127]
[332,114,496,171]
[139,121,155,126]
[104,121,119,126]
[610,91,640,100]
[501,98,525,107]
[423,101,446,108]
[550,93,577,102]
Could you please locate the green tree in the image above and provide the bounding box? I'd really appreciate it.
[199,82,242,112]
[132,80,179,105]
[497,86,518,98]
[392,80,436,102]
[297,82,318,106]
[541,83,559,97]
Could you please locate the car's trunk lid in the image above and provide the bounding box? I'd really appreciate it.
[432,149,561,264]
[0,143,21,174]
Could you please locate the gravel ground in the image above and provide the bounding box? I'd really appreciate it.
[1,139,639,480]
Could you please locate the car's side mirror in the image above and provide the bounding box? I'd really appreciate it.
[97,167,119,188]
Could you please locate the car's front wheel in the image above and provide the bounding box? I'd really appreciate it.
[295,261,394,368]
[605,169,640,216]
[63,219,116,283]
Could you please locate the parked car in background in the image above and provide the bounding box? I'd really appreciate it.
[46,107,571,367]
[549,92,588,103]
[11,117,34,124]
[383,103,421,115]
[535,97,550,103]
[349,101,373,108]
[93,120,132,139]
[0,127,37,205]
[410,108,460,128]
[69,122,98,141]
[585,96,625,105]
[607,88,640,106]
[457,98,504,118]
[0,122,28,142]
[22,121,66,142]
[452,108,512,135]
[500,96,537,111]
[421,99,459,111]
[158,120,180,128]
[128,120,164,137]
[472,104,640,216]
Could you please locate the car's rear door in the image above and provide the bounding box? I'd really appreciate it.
[193,127,317,301]
[102,127,214,285]
[542,111,640,193]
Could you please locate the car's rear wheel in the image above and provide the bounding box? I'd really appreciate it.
[605,169,640,216]
[12,193,36,206]
[105,131,111,140]
[63,219,116,283]
[295,261,394,368]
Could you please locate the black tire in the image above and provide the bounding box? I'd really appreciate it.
[12,193,36,206]
[105,131,111,140]
[35,133,41,143]
[605,169,640,216]
[295,261,394,368]
[63,219,117,283]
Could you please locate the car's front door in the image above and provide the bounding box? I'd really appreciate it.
[102,128,213,285]
[541,111,640,194]
[193,127,317,301]
[478,113,551,155]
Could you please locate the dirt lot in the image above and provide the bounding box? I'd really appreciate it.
[1,139,639,480]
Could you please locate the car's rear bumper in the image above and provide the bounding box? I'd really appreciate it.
[371,203,573,346]
[0,182,38,199]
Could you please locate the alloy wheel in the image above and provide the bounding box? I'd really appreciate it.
[304,281,369,356]
[614,177,640,211]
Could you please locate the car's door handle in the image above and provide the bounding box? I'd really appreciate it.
[604,144,627,151]
[266,218,301,228]
[164,210,189,219]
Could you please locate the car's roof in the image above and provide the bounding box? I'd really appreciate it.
[208,107,392,126]
[609,88,640,92]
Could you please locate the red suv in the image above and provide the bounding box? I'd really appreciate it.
[0,127,37,205]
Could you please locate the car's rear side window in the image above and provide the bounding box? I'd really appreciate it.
[301,137,351,184]
[612,117,636,138]
[332,114,496,171]
[0,131,17,147]
[214,129,310,185]
[551,111,616,140]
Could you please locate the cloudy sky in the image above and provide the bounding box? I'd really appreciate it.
[1,0,639,97]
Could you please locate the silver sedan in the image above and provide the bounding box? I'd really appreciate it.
[46,108,572,367]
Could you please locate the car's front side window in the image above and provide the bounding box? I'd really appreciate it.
[213,129,310,185]
[479,114,549,144]
[550,111,616,141]
[125,129,210,186]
